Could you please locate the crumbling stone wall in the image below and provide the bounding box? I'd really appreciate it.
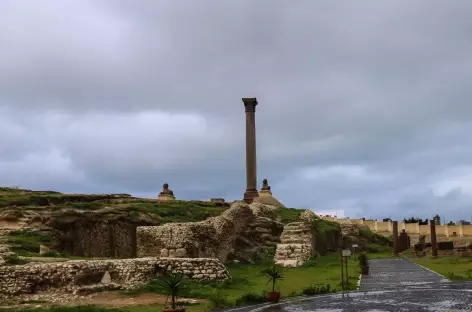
[0,257,229,297]
[137,202,278,261]
[0,244,16,266]
[55,216,154,258]
[275,210,317,267]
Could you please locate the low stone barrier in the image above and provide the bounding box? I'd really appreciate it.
[0,257,230,297]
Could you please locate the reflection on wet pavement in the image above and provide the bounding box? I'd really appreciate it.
[252,259,472,312]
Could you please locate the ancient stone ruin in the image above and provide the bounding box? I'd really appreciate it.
[0,257,228,299]
[275,210,318,267]
[136,202,282,262]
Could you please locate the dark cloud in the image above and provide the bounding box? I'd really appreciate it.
[1,1,472,221]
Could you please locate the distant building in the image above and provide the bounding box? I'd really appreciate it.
[433,215,441,225]
[383,218,392,222]
[456,220,471,225]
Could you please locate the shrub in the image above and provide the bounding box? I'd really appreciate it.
[156,273,186,309]
[302,284,331,296]
[235,292,267,306]
[4,254,28,265]
[261,264,284,292]
[41,251,62,257]
[359,253,369,267]
[302,256,318,268]
[208,288,231,309]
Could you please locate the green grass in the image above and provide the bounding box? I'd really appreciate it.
[0,187,228,225]
[126,253,360,305]
[127,201,228,223]
[412,256,472,280]
[7,230,51,254]
[274,207,303,224]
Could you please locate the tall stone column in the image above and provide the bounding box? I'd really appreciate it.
[430,220,438,257]
[392,221,399,256]
[242,98,259,203]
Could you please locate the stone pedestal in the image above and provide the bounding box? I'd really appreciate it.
[259,189,272,197]
[253,178,286,207]
[242,98,259,203]
[157,194,175,201]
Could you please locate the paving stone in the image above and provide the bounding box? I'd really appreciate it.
[360,258,450,291]
[260,289,472,311]
[234,259,472,312]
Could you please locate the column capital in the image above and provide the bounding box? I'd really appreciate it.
[242,98,258,112]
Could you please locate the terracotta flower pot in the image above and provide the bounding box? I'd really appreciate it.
[267,291,281,303]
[164,308,186,312]
[360,265,369,275]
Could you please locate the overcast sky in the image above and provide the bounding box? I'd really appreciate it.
[1,1,472,221]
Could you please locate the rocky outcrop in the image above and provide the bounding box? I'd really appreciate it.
[299,209,319,223]
[0,257,229,297]
[274,212,315,267]
[136,202,283,263]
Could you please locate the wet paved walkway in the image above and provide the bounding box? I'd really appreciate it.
[240,259,472,312]
[360,258,450,291]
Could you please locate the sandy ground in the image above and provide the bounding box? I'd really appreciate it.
[1,292,205,310]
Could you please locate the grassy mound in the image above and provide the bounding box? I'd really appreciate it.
[0,187,230,257]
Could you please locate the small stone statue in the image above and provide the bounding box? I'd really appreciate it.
[261,179,271,191]
[158,183,175,201]
[160,183,174,196]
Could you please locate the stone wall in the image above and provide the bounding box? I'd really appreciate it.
[0,257,229,297]
[274,210,317,267]
[55,216,155,258]
[137,202,256,261]
[0,244,16,266]
[323,216,472,239]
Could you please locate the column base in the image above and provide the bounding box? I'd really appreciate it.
[243,189,259,204]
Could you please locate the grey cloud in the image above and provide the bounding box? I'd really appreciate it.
[1,1,472,221]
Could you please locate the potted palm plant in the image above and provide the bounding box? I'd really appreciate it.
[157,273,186,312]
[359,253,369,275]
[262,264,284,303]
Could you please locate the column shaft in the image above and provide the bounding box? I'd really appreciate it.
[392,221,399,256]
[430,220,438,257]
[242,98,259,203]
[245,111,257,191]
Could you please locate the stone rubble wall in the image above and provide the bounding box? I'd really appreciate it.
[0,257,229,297]
[274,215,315,267]
[136,202,274,261]
[0,244,16,266]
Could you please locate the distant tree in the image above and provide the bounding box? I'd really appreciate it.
[404,217,429,225]
[447,221,455,226]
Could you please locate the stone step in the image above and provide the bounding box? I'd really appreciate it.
[275,243,311,253]
[274,242,312,267]
[280,237,311,244]
[282,227,311,234]
[283,222,305,228]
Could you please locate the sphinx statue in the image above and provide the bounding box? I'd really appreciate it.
[261,178,271,192]
[158,183,176,201]
[253,178,285,207]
